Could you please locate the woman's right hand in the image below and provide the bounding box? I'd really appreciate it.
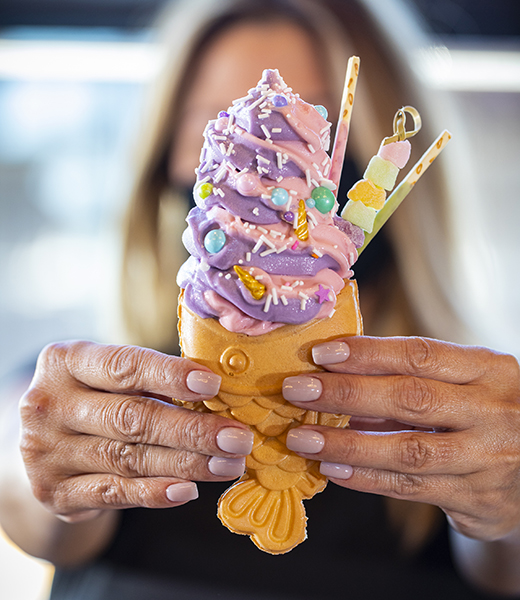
[19,341,254,523]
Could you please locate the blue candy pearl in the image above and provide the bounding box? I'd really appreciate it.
[305,198,316,209]
[272,94,288,107]
[204,229,226,253]
[271,187,289,206]
[314,105,328,119]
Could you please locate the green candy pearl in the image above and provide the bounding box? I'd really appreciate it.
[311,186,335,213]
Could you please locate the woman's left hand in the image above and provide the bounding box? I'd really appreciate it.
[282,336,520,542]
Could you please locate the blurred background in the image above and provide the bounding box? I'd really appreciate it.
[0,0,518,598]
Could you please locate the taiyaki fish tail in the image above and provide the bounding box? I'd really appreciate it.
[218,477,308,554]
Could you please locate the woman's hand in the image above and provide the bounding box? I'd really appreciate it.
[282,336,520,542]
[20,341,253,523]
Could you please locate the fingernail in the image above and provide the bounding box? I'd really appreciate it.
[312,341,350,365]
[208,456,245,477]
[282,376,322,402]
[186,370,221,396]
[217,427,254,455]
[320,462,353,479]
[166,482,199,503]
[286,429,325,454]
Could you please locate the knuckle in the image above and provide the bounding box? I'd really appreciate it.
[176,412,213,451]
[503,352,520,375]
[37,341,86,382]
[171,451,198,479]
[332,374,363,410]
[495,352,520,384]
[95,477,151,509]
[98,477,130,507]
[394,472,423,498]
[105,441,144,477]
[19,428,46,464]
[404,337,438,373]
[396,376,437,419]
[102,345,143,390]
[108,396,150,442]
[37,341,69,370]
[19,417,55,470]
[399,434,431,471]
[19,387,51,423]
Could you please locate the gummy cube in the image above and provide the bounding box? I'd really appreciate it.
[377,140,411,169]
[364,155,399,191]
[347,179,386,210]
[341,199,377,233]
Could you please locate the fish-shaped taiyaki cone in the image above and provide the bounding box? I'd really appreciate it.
[177,280,362,554]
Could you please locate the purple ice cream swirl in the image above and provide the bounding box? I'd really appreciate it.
[177,69,362,336]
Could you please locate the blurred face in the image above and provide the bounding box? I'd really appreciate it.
[170,19,332,186]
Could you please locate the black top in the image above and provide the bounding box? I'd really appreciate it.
[50,481,509,600]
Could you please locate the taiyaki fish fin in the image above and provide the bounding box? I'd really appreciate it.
[217,477,307,554]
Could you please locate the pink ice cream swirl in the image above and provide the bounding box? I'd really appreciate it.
[177,69,360,335]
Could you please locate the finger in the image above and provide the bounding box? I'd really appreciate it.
[283,372,473,429]
[348,417,419,431]
[38,341,221,402]
[312,336,497,384]
[63,434,247,481]
[63,390,254,457]
[322,465,464,512]
[286,427,481,475]
[56,510,103,524]
[50,474,200,514]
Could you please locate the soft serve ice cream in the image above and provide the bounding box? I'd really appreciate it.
[177,69,362,336]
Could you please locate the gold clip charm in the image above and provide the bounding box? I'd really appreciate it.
[383,106,422,145]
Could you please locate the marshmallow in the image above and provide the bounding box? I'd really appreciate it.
[377,139,411,169]
[364,156,399,191]
[341,199,377,233]
[347,179,386,210]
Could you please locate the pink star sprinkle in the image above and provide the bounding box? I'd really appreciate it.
[315,285,331,304]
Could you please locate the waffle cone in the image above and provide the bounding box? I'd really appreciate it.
[177,280,362,553]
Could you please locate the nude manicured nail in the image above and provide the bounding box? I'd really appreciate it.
[286,429,325,454]
[166,482,199,503]
[217,427,254,455]
[282,376,322,402]
[312,341,350,365]
[208,456,245,477]
[320,462,353,479]
[186,370,221,396]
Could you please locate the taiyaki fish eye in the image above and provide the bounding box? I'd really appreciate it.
[220,346,250,376]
